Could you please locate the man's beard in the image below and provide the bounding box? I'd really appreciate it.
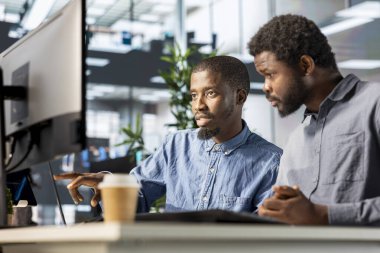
[196,106,234,140]
[197,127,221,140]
[271,75,308,117]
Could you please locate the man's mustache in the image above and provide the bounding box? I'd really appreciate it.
[194,112,214,120]
[265,94,280,102]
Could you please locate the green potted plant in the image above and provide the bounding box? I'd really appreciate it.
[116,113,145,165]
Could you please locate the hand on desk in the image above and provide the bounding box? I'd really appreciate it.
[54,172,106,207]
[258,185,328,225]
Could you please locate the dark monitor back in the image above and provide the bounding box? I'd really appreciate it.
[0,0,86,172]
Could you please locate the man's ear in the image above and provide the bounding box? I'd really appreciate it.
[236,89,247,105]
[299,55,315,76]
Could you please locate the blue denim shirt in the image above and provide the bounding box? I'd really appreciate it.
[130,121,282,213]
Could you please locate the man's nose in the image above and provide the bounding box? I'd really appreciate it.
[194,96,207,111]
[262,80,272,94]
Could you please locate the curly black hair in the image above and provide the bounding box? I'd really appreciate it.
[192,55,250,93]
[248,14,337,70]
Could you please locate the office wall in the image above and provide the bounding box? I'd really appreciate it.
[243,94,274,143]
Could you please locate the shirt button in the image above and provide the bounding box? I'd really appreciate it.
[224,152,228,155]
[209,168,215,173]
[202,196,208,202]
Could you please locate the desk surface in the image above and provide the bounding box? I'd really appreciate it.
[1,222,380,243]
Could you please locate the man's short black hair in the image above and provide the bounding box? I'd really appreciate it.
[248,14,338,70]
[192,55,250,93]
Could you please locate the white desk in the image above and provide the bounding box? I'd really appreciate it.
[1,222,380,253]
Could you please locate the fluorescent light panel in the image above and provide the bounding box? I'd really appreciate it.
[86,57,110,67]
[5,13,20,23]
[92,85,116,93]
[87,7,106,16]
[338,59,380,69]
[86,17,96,25]
[150,76,165,83]
[139,14,161,22]
[336,1,380,18]
[22,0,55,30]
[152,4,174,13]
[92,0,116,8]
[88,43,131,54]
[320,17,373,36]
[139,94,160,102]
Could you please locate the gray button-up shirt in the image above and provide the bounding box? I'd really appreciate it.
[276,74,380,225]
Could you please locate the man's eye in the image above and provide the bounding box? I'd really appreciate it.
[191,93,197,100]
[266,73,273,79]
[206,91,216,97]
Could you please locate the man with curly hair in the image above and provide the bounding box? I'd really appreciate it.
[248,14,380,225]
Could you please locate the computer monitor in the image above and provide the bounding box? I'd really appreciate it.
[0,0,86,225]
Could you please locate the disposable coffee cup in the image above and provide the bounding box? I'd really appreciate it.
[98,174,140,223]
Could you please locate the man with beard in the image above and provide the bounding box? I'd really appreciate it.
[55,56,282,213]
[248,14,380,225]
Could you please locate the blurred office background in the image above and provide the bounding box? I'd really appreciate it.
[1,0,379,224]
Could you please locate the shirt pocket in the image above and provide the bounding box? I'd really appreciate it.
[218,194,253,212]
[321,131,364,184]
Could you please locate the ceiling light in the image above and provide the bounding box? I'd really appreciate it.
[22,0,55,30]
[92,0,116,8]
[87,7,106,16]
[92,85,116,93]
[5,13,20,23]
[336,1,380,18]
[150,76,165,83]
[111,19,131,31]
[86,17,96,25]
[138,94,160,102]
[152,5,174,13]
[320,17,373,36]
[153,90,171,98]
[87,90,105,97]
[88,43,131,54]
[139,14,160,22]
[338,59,380,69]
[86,57,110,67]
[0,4,5,20]
[146,0,176,4]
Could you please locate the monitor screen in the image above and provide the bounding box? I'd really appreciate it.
[0,0,86,225]
[0,0,86,171]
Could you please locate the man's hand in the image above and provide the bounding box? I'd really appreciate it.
[258,185,328,225]
[54,172,106,207]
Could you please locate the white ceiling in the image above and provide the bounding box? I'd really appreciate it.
[0,0,206,28]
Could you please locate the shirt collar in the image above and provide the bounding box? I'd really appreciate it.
[327,74,360,102]
[302,74,360,122]
[203,120,251,155]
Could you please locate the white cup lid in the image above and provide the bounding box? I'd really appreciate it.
[98,174,140,189]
